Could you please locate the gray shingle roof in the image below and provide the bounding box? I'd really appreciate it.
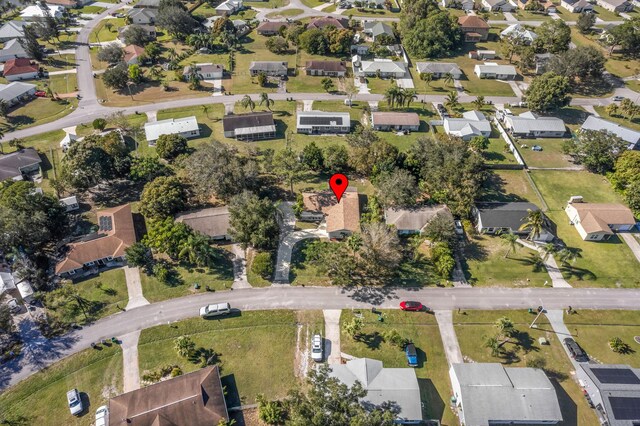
[385,205,452,232]
[175,207,230,238]
[475,202,541,230]
[0,148,41,181]
[581,115,640,149]
[0,81,36,103]
[249,61,288,72]
[415,62,462,76]
[505,111,566,133]
[0,21,28,39]
[0,38,28,59]
[222,111,274,132]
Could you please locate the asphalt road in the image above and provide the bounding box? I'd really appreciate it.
[2,285,640,390]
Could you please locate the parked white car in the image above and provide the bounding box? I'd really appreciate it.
[311,334,323,362]
[199,302,231,318]
[66,389,83,416]
[95,405,109,426]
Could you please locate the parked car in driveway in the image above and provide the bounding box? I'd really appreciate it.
[35,90,46,97]
[67,389,83,416]
[95,405,108,426]
[405,343,418,367]
[311,334,323,362]
[564,337,588,362]
[199,303,231,318]
[7,298,20,314]
[400,301,423,311]
[613,95,625,101]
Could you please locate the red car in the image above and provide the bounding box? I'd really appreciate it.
[35,91,47,97]
[400,301,423,311]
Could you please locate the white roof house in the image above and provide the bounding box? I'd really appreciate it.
[355,58,407,78]
[215,0,242,14]
[59,132,78,151]
[503,111,566,137]
[415,62,463,79]
[474,63,518,79]
[501,24,538,45]
[0,271,35,302]
[581,115,640,150]
[60,195,80,212]
[144,116,200,143]
[450,363,563,426]
[20,3,64,20]
[0,39,29,63]
[329,358,422,423]
[0,21,28,41]
[0,82,36,105]
[443,110,492,140]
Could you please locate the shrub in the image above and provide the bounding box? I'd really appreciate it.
[609,337,631,354]
[251,251,273,279]
[383,328,410,349]
[171,366,183,377]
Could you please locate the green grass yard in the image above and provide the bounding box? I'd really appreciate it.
[339,309,456,424]
[479,170,541,203]
[0,346,123,426]
[593,106,640,131]
[138,310,323,405]
[516,138,575,169]
[453,310,600,426]
[89,18,125,43]
[266,7,304,18]
[289,238,332,286]
[1,98,77,131]
[562,310,640,367]
[64,268,129,323]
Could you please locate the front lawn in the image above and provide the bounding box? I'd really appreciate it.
[89,18,126,43]
[339,309,456,425]
[0,345,123,426]
[265,8,304,18]
[1,97,77,131]
[460,234,550,287]
[138,310,324,405]
[290,238,332,286]
[562,310,640,367]
[530,170,640,287]
[453,310,599,426]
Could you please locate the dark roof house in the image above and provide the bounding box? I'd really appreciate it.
[0,148,42,181]
[473,202,553,241]
[580,364,640,426]
[385,205,452,234]
[307,16,348,29]
[305,60,347,76]
[175,207,231,240]
[109,366,229,426]
[222,111,276,141]
[256,21,289,35]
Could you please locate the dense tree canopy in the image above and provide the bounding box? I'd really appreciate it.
[102,62,129,90]
[401,11,462,59]
[547,46,606,84]
[155,133,188,160]
[139,175,188,219]
[97,43,124,64]
[122,25,153,46]
[563,129,628,174]
[534,19,571,53]
[525,72,571,112]
[228,191,279,250]
[157,6,198,38]
[375,168,419,207]
[607,17,640,57]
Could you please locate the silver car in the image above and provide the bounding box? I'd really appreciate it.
[311,334,323,362]
[199,302,231,318]
[95,405,108,426]
[67,389,83,416]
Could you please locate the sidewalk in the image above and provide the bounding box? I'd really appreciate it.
[618,232,640,264]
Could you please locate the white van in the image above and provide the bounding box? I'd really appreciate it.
[199,303,231,318]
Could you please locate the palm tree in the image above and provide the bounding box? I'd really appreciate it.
[557,247,581,266]
[186,62,202,90]
[540,242,556,262]
[483,335,502,357]
[606,103,619,117]
[403,89,417,108]
[240,94,255,112]
[167,48,177,62]
[201,105,210,119]
[259,92,274,111]
[495,317,516,338]
[500,231,519,258]
[174,336,195,358]
[0,99,8,118]
[148,65,163,81]
[443,72,454,87]
[519,209,546,241]
[472,95,485,111]
[420,72,433,89]
[444,91,459,110]
[383,85,400,108]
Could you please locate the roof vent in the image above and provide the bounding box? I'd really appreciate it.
[569,196,584,204]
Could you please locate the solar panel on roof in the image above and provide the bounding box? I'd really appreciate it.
[609,397,640,420]
[299,116,344,125]
[99,216,113,232]
[592,368,640,385]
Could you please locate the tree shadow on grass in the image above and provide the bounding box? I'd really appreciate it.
[460,238,489,285]
[356,331,383,350]
[560,265,596,282]
[90,179,145,207]
[479,171,528,202]
[515,253,547,273]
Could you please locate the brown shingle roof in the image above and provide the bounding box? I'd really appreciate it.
[571,203,636,233]
[458,15,490,29]
[257,21,290,32]
[326,190,360,234]
[108,366,228,426]
[385,205,452,232]
[308,17,347,30]
[55,204,136,274]
[123,44,144,63]
[305,60,347,72]
[302,190,337,214]
[175,207,230,238]
[372,112,420,127]
[3,58,38,76]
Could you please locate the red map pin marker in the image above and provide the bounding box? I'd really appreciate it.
[329,173,349,202]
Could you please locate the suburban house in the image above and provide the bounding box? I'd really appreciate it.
[442,0,475,10]
[385,205,452,235]
[222,111,276,141]
[371,112,420,131]
[443,110,492,140]
[474,63,518,79]
[60,195,79,212]
[363,21,395,41]
[415,62,463,79]
[534,52,553,74]
[0,81,36,106]
[2,58,39,81]
[580,364,640,425]
[20,3,64,21]
[450,363,563,426]
[176,207,231,240]
[184,63,224,80]
[330,358,422,424]
[215,0,243,15]
[0,148,42,181]
[458,16,491,42]
[473,202,554,241]
[0,21,28,42]
[482,0,516,11]
[144,116,200,144]
[47,0,93,7]
[353,56,407,78]
[307,17,348,30]
[581,115,640,150]
[108,366,229,426]
[297,111,351,134]
[0,271,35,303]
[305,60,347,77]
[565,197,636,241]
[249,61,288,77]
[257,21,289,36]
[503,112,566,137]
[127,8,157,25]
[118,25,156,42]
[561,0,594,12]
[517,0,556,11]
[596,0,633,12]
[123,44,145,65]
[469,49,496,60]
[301,188,361,238]
[232,19,249,34]
[500,24,537,45]
[55,204,136,277]
[0,39,29,63]
[133,0,160,8]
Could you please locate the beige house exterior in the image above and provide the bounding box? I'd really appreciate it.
[565,198,636,241]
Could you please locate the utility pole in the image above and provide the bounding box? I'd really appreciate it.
[529,299,544,328]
